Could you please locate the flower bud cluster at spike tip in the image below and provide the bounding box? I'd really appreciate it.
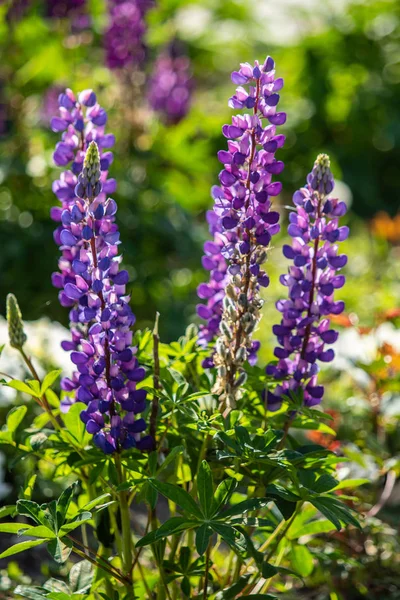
[6,294,27,350]
[50,96,152,454]
[197,56,286,409]
[75,141,102,200]
[265,154,349,412]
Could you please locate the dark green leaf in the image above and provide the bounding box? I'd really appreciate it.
[195,523,212,555]
[136,517,197,548]
[157,446,185,473]
[212,478,237,516]
[56,482,78,530]
[211,523,247,554]
[219,497,271,519]
[149,480,203,519]
[262,562,278,578]
[181,576,191,597]
[197,460,214,518]
[215,575,251,599]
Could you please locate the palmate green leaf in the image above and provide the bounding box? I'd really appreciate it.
[17,499,47,526]
[149,479,203,519]
[40,370,62,396]
[62,403,89,445]
[56,482,78,530]
[215,574,251,599]
[311,496,361,531]
[0,522,28,534]
[195,523,212,556]
[7,380,40,398]
[0,538,45,559]
[211,523,247,554]
[261,562,278,578]
[212,478,237,516]
[291,544,314,577]
[157,445,184,473]
[197,461,214,518]
[47,537,73,564]
[79,493,111,513]
[218,497,271,519]
[59,512,92,536]
[20,525,56,539]
[136,517,197,548]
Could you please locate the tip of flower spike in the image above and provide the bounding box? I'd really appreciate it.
[84,141,101,170]
[310,153,334,195]
[75,141,102,199]
[6,293,27,349]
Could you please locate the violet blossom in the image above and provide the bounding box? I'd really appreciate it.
[197,56,286,409]
[148,46,193,124]
[104,0,154,70]
[50,88,152,453]
[266,154,348,411]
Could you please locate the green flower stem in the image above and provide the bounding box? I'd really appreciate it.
[241,502,303,595]
[115,453,135,599]
[71,544,129,585]
[203,542,211,599]
[19,347,62,432]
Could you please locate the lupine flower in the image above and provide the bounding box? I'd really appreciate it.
[51,90,152,453]
[104,0,154,70]
[266,154,348,411]
[6,294,27,350]
[148,45,193,124]
[197,56,286,409]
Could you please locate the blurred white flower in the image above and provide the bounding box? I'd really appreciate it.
[0,317,72,406]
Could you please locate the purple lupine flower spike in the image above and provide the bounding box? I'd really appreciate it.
[266,154,348,411]
[148,44,193,124]
[51,91,152,453]
[197,57,286,409]
[104,0,154,70]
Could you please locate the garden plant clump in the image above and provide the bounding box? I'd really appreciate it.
[1,51,383,600]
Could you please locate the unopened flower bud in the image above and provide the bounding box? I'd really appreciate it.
[234,370,248,388]
[220,321,233,340]
[6,294,27,349]
[185,323,198,339]
[75,141,102,199]
[235,346,247,363]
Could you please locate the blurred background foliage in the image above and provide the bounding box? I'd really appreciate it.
[1,1,400,598]
[0,0,400,345]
